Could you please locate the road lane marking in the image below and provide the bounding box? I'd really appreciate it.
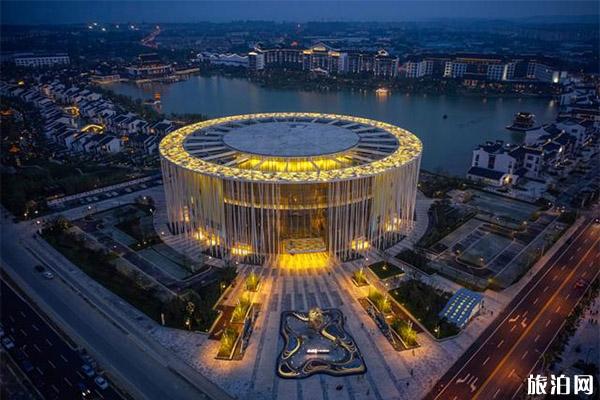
[521,350,528,360]
[569,255,574,261]
[95,389,105,399]
[565,293,570,300]
[31,323,39,331]
[552,275,558,281]
[48,360,56,369]
[556,305,561,313]
[560,265,566,271]
[456,373,470,384]
[483,357,490,366]
[64,377,72,387]
[511,383,524,399]
[60,354,68,363]
[77,371,85,379]
[45,338,52,346]
[19,311,26,318]
[432,221,597,400]
[493,388,502,399]
[470,229,600,399]
[534,334,540,342]
[36,367,44,376]
[543,286,549,292]
[521,319,528,328]
[497,340,504,348]
[533,297,539,305]
[510,324,517,332]
[470,380,478,392]
[51,385,59,394]
[33,343,41,352]
[20,328,27,337]
[508,369,515,378]
[546,319,552,327]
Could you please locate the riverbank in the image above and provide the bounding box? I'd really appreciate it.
[193,66,557,99]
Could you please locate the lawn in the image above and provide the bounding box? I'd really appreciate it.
[42,228,166,321]
[368,261,404,280]
[44,220,236,332]
[115,217,162,249]
[389,279,459,338]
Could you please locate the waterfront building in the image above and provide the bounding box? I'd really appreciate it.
[196,52,249,68]
[160,112,422,266]
[126,53,174,80]
[250,45,398,77]
[467,141,520,186]
[13,53,70,68]
[302,43,346,74]
[248,51,265,71]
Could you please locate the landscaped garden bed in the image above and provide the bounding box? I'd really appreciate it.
[367,261,404,280]
[42,217,236,332]
[358,288,419,351]
[351,268,369,287]
[395,249,436,275]
[389,279,459,339]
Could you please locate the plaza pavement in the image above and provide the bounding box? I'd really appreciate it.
[13,183,590,400]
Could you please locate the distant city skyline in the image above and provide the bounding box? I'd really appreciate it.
[1,1,598,25]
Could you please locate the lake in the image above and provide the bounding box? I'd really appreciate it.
[106,76,557,175]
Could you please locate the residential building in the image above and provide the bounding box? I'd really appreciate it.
[14,53,70,68]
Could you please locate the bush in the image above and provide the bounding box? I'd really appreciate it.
[245,271,260,292]
[231,294,252,323]
[218,327,239,357]
[368,289,391,314]
[396,249,434,274]
[390,318,418,346]
[352,268,368,286]
[389,279,459,338]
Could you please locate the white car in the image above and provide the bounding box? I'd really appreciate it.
[94,375,109,390]
[2,337,15,350]
[42,271,54,279]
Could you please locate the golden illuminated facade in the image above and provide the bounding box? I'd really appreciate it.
[160,113,422,266]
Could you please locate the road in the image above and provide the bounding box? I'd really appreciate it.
[1,278,123,400]
[426,219,600,400]
[1,206,231,400]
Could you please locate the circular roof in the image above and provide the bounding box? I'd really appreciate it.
[220,122,360,157]
[160,113,422,183]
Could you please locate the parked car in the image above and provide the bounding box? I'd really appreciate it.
[42,271,54,280]
[94,375,109,390]
[2,337,15,350]
[81,363,95,377]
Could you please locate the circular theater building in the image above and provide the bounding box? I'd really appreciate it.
[159,113,422,268]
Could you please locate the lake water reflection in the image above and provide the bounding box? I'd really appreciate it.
[107,76,557,175]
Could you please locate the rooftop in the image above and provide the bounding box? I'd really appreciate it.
[160,112,422,183]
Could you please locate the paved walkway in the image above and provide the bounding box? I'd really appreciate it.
[387,191,434,255]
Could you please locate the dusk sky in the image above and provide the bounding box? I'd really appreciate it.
[2,1,598,25]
